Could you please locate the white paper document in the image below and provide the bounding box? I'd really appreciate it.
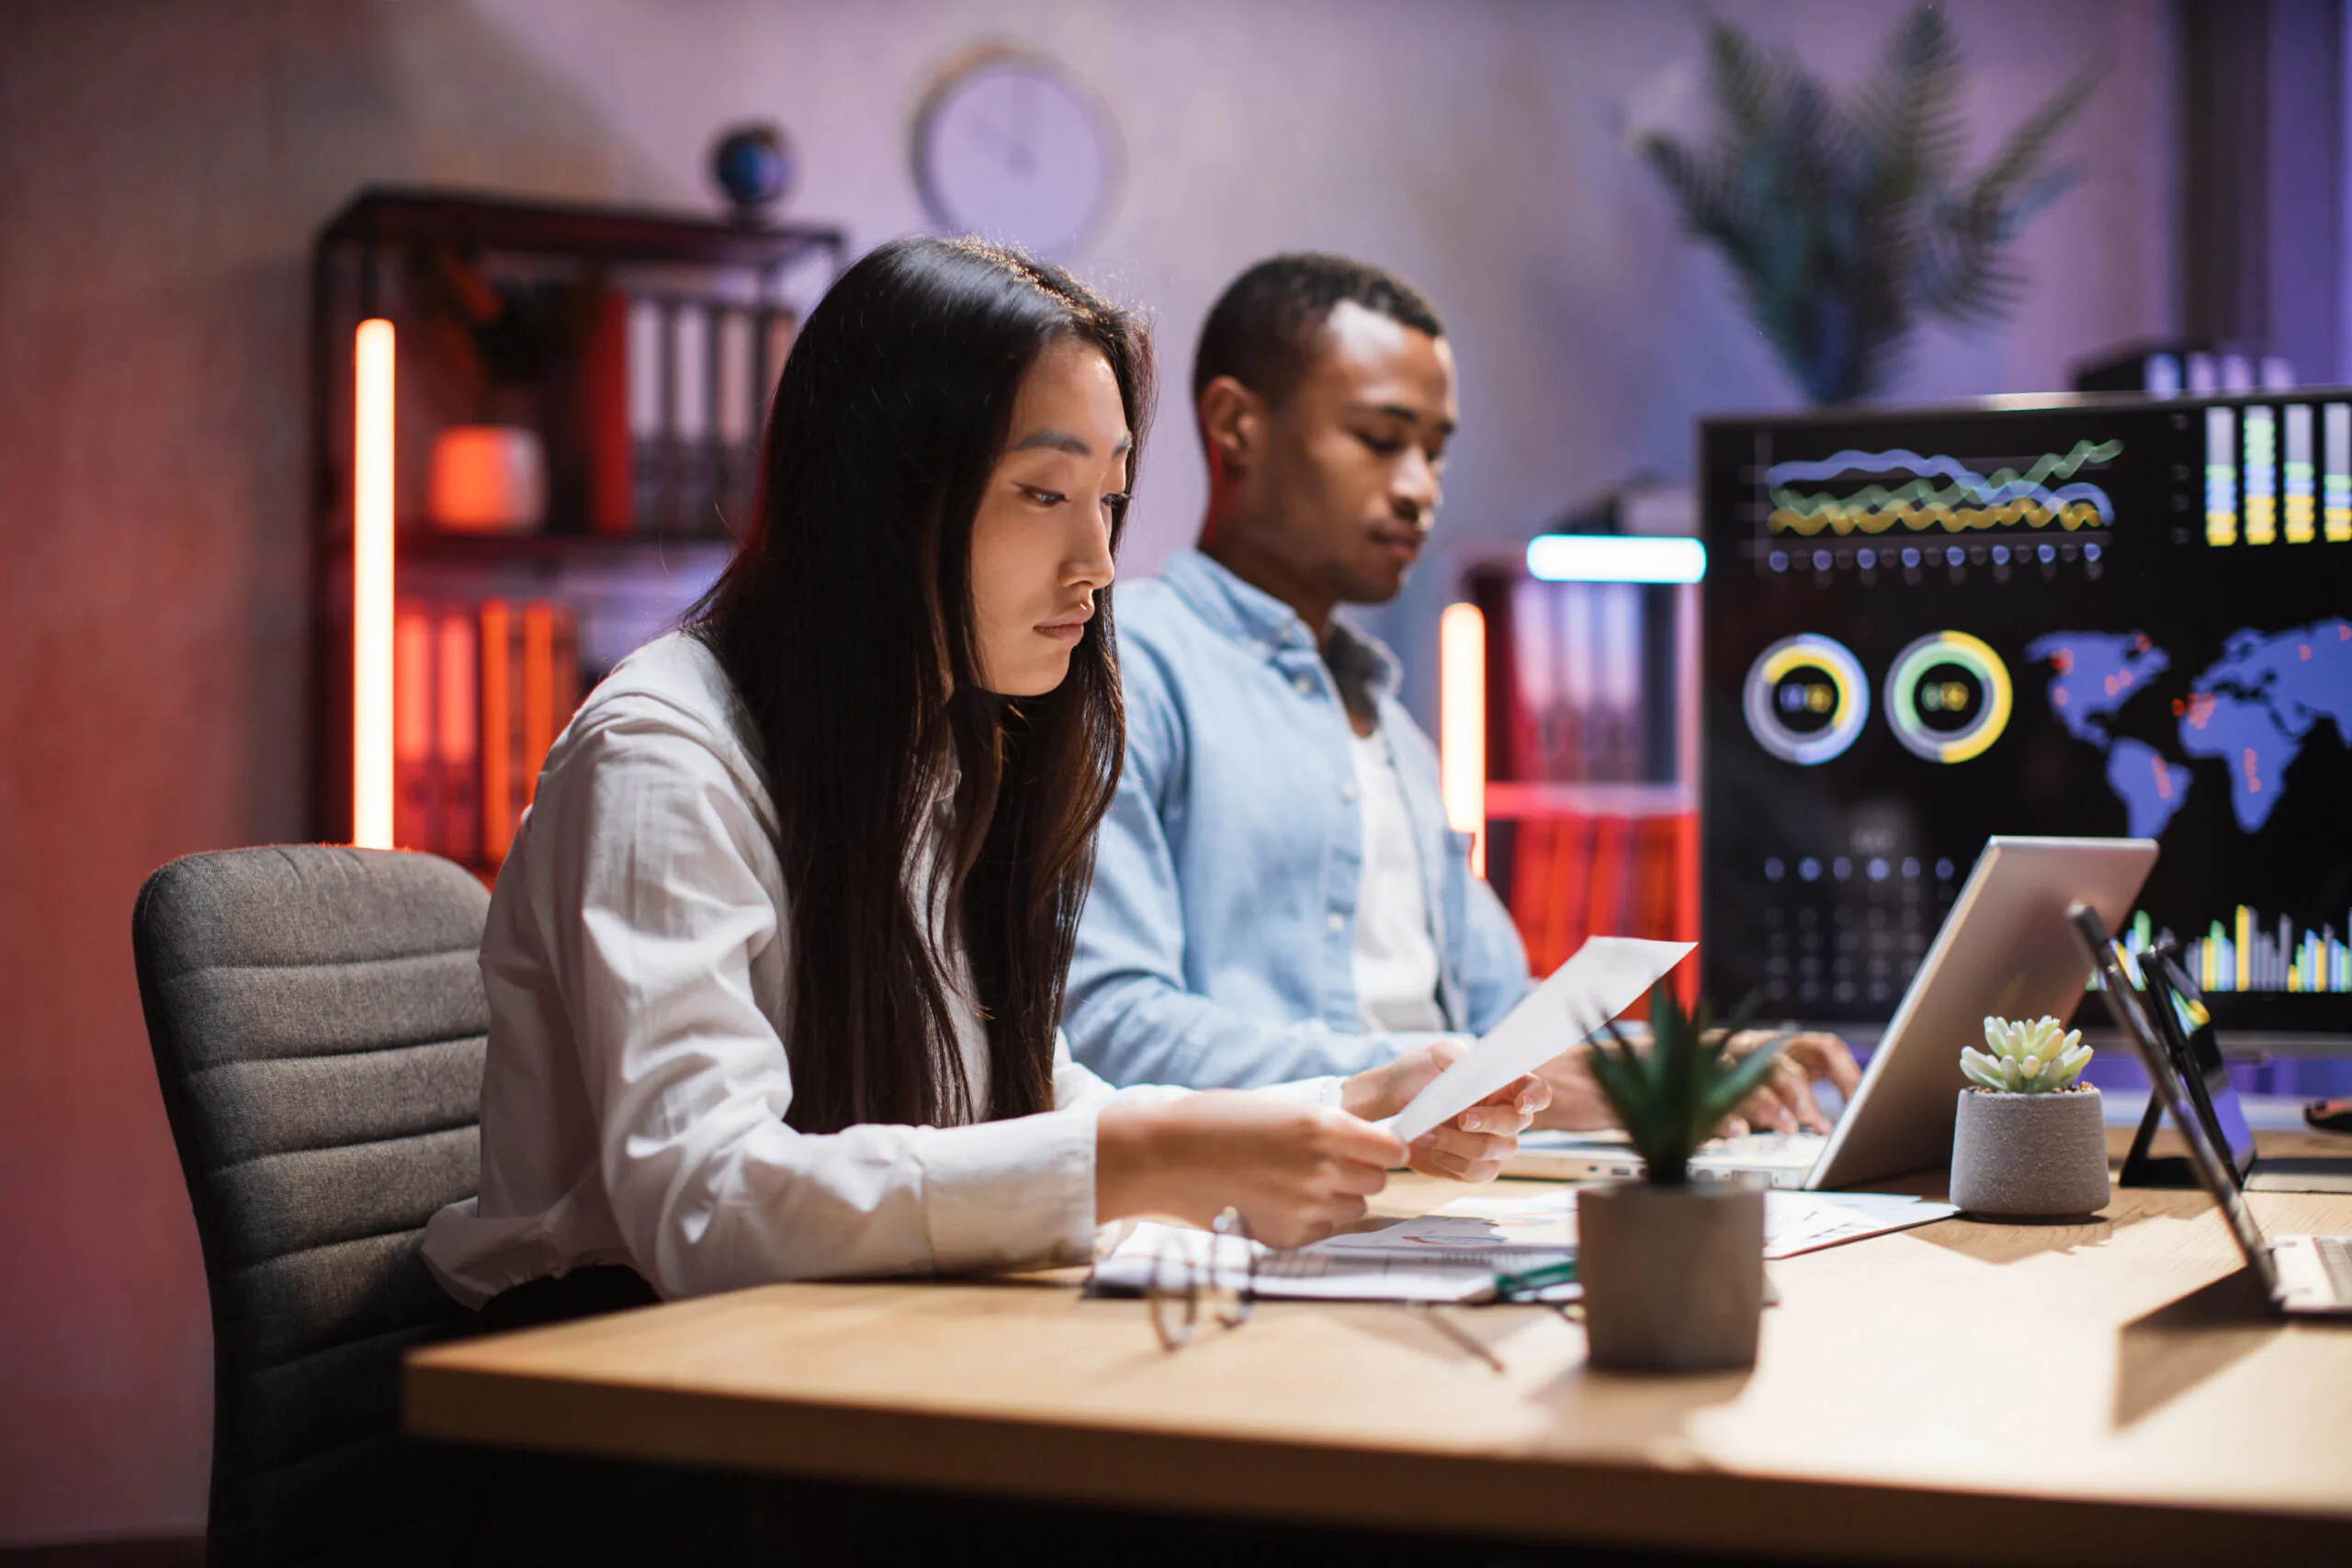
[1389,935,1694,1142]
[1090,1220,1563,1303]
[1366,1189,1954,1261]
[1758,1190,1959,1258]
[1088,1185,1955,1307]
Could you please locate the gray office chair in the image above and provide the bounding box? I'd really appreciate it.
[136,845,490,1567]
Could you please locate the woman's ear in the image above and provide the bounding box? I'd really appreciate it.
[1196,376,1262,478]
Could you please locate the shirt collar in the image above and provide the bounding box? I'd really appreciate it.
[1155,547,1403,702]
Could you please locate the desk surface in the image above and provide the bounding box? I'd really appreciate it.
[409,1147,2352,1565]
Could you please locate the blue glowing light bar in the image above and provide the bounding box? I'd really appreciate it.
[1525,534,1707,583]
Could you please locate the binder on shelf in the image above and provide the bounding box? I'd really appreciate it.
[714,307,756,535]
[628,299,668,535]
[481,599,520,863]
[480,596,583,866]
[393,604,439,853]
[436,608,481,863]
[671,301,714,536]
[760,309,796,409]
[519,599,580,800]
[582,286,635,536]
[1506,807,1695,981]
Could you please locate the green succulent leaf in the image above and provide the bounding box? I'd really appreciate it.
[1704,1033,1792,1123]
[1967,1016,2094,1092]
[1588,987,1777,1184]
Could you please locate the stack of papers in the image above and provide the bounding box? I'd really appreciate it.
[1091,1215,1574,1304]
[1088,1188,1954,1306]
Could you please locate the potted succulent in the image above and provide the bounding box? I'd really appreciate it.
[1577,988,1788,1372]
[1951,1016,2109,1218]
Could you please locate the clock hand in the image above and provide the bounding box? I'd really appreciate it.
[1010,75,1036,175]
[967,115,1033,177]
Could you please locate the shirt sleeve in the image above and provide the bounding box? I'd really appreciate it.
[1064,649,1426,1089]
[1048,1028,1343,1113]
[538,710,1101,1298]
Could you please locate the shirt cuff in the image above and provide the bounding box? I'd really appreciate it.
[1251,1075,1346,1108]
[913,1108,1099,1272]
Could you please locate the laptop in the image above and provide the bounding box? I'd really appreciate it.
[2119,940,2352,1195]
[1506,836,2158,1190]
[2073,905,2352,1315]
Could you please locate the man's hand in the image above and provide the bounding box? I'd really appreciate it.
[1526,1031,1864,1137]
[1716,1031,1862,1135]
[1528,1043,1620,1132]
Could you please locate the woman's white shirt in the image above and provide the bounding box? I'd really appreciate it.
[422,630,1339,1307]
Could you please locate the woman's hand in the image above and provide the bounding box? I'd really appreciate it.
[1340,1041,1549,1184]
[1095,1094,1404,1248]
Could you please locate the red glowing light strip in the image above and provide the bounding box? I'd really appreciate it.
[1438,602,1487,877]
[353,319,396,849]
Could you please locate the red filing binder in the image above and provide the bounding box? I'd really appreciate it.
[436,609,481,864]
[393,603,439,854]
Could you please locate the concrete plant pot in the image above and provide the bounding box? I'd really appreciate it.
[1577,1180,1764,1373]
[1950,1087,2110,1218]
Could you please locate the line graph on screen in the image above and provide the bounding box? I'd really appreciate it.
[1767,440,2122,536]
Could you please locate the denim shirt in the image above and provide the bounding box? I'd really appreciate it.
[1066,549,1532,1089]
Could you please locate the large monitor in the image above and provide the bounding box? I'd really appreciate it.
[1699,392,2352,1047]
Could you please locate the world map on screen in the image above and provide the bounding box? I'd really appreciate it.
[2024,620,2352,839]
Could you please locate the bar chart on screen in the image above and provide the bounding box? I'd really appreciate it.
[2205,400,2352,546]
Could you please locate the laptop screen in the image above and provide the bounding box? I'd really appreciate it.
[2072,906,2279,1293]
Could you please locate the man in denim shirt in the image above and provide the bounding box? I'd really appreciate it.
[1068,256,1855,1138]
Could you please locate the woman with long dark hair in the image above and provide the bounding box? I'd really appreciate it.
[424,238,1541,1314]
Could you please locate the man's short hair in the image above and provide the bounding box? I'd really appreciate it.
[1192,254,1444,412]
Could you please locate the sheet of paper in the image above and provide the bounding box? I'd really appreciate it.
[1089,1187,1953,1306]
[1390,935,1694,1142]
[1365,1190,1956,1262]
[1760,1193,1958,1258]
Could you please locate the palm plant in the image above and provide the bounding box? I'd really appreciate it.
[1587,987,1786,1186]
[1637,6,2100,403]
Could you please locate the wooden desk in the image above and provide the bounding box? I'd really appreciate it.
[409,1162,2352,1565]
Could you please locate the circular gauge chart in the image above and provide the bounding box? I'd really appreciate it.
[1884,631,2014,762]
[1743,635,1870,764]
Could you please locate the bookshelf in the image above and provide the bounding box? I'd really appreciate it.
[1453,558,1702,998]
[309,186,847,868]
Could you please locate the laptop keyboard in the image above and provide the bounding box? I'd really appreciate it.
[2315,1235,2352,1304]
[1702,1131,1828,1161]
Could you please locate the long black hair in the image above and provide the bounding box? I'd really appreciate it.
[693,236,1153,1135]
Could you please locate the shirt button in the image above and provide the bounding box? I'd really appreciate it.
[1294,675,1316,696]
[1340,781,1360,802]
[1327,912,1346,933]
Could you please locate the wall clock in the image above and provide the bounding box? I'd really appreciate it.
[912,48,1120,258]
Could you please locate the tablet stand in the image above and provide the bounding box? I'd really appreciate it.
[2118,1092,2199,1188]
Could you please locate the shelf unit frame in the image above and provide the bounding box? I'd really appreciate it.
[307,186,848,848]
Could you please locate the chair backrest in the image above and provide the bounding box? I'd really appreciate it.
[135,846,490,1567]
